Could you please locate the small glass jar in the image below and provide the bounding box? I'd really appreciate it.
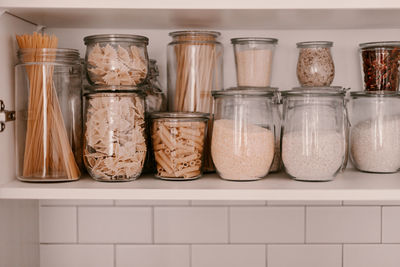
[296,41,335,87]
[83,91,146,182]
[150,112,209,180]
[211,89,276,181]
[231,37,278,87]
[359,41,400,92]
[350,91,400,173]
[15,48,82,182]
[281,88,347,181]
[84,34,149,86]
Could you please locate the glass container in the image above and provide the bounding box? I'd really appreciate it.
[150,112,209,180]
[296,41,335,87]
[84,34,149,86]
[211,89,276,181]
[281,88,347,181]
[83,91,146,182]
[231,37,278,87]
[350,91,400,173]
[359,41,400,92]
[15,48,82,181]
[167,30,223,172]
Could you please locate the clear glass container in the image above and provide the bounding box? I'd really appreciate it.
[281,88,347,181]
[83,91,146,182]
[150,112,209,180]
[15,48,82,182]
[231,37,278,87]
[211,89,276,181]
[296,41,335,87]
[359,41,400,92]
[350,91,400,173]
[167,30,223,172]
[84,34,149,86]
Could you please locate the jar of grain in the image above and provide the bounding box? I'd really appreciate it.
[281,87,347,181]
[211,88,276,181]
[350,91,400,173]
[296,41,335,87]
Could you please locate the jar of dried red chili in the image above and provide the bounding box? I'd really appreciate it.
[360,41,400,92]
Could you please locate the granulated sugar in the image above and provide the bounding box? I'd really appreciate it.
[351,116,400,173]
[282,130,344,181]
[211,119,275,180]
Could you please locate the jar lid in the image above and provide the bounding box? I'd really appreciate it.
[18,48,80,64]
[85,85,143,92]
[212,88,276,98]
[296,41,333,48]
[282,87,346,97]
[350,91,400,97]
[84,34,149,45]
[150,111,210,119]
[231,37,278,45]
[169,30,221,38]
[359,41,400,49]
[84,90,145,98]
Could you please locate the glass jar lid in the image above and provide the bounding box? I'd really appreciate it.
[150,111,210,119]
[85,85,143,92]
[350,91,400,98]
[231,37,278,45]
[169,30,220,38]
[84,90,145,98]
[18,48,80,64]
[359,41,400,49]
[84,34,149,45]
[212,88,276,98]
[282,87,346,97]
[296,41,333,48]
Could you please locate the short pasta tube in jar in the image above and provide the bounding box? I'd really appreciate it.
[150,112,209,180]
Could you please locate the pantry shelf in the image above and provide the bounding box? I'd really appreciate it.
[1,169,400,201]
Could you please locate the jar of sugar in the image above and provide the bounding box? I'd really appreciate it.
[211,88,276,181]
[281,87,347,181]
[350,91,400,173]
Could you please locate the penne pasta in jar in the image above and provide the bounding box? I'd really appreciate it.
[150,112,209,180]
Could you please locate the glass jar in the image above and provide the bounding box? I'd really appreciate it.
[296,41,335,87]
[211,89,276,181]
[84,34,149,86]
[150,112,209,180]
[359,42,400,92]
[281,88,347,181]
[231,37,278,87]
[15,48,82,181]
[350,91,400,173]
[83,91,146,181]
[167,30,223,172]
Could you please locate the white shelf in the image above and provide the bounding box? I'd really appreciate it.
[2,169,400,201]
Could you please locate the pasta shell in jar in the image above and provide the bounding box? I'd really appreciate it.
[150,112,209,180]
[83,91,147,181]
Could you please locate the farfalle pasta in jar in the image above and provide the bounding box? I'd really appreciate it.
[84,34,149,86]
[83,91,147,181]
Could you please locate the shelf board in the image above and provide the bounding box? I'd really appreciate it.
[2,169,400,200]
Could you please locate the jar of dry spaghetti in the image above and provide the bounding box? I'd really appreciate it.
[83,90,147,182]
[84,34,149,86]
[150,112,209,180]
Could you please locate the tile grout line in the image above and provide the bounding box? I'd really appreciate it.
[265,244,268,267]
[76,206,79,243]
[151,206,155,244]
[341,244,344,267]
[380,206,383,244]
[304,206,307,243]
[227,207,231,244]
[113,244,117,267]
[189,244,192,267]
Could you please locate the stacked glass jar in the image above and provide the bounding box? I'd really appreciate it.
[82,34,149,182]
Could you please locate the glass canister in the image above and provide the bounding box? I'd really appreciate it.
[167,30,223,172]
[350,91,400,173]
[83,90,146,181]
[359,41,400,92]
[211,89,275,181]
[84,34,149,86]
[281,88,347,181]
[296,41,335,87]
[150,112,209,180]
[15,48,82,181]
[231,37,278,87]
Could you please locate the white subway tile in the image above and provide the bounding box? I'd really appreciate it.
[78,207,152,243]
[40,200,114,206]
[115,200,190,206]
[40,244,113,267]
[268,245,342,267]
[268,200,342,206]
[191,200,266,206]
[343,201,400,206]
[230,207,304,243]
[192,245,266,267]
[383,207,400,243]
[40,207,77,243]
[154,207,228,243]
[306,207,381,243]
[116,245,189,267]
[344,245,400,267]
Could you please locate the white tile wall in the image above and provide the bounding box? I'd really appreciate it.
[39,201,400,267]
